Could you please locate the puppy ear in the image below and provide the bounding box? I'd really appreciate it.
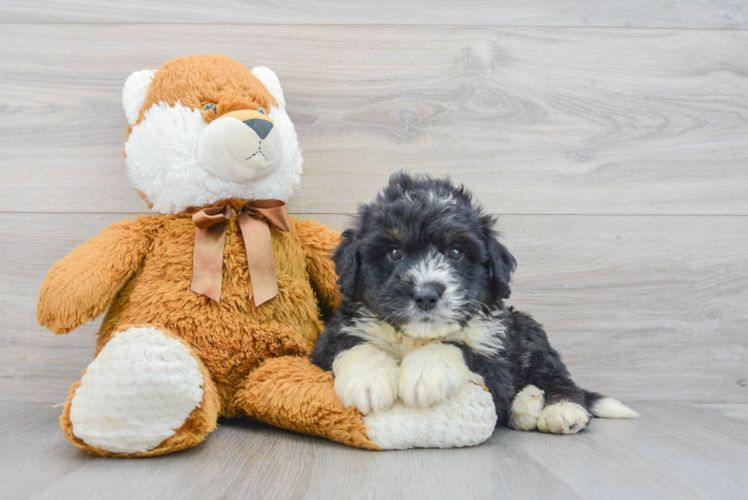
[484,230,517,300]
[333,227,361,300]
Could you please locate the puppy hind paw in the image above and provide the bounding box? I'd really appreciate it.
[537,402,590,435]
[509,384,545,431]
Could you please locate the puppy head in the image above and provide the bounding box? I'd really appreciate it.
[122,54,302,214]
[335,172,516,339]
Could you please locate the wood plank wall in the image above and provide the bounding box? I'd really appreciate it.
[1,2,746,404]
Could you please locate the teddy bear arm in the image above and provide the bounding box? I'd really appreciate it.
[293,218,342,314]
[37,218,155,334]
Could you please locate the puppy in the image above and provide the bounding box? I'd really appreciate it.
[311,172,638,434]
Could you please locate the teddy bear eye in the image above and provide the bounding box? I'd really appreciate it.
[257,107,266,115]
[201,103,217,113]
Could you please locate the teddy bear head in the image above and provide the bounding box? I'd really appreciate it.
[122,54,302,214]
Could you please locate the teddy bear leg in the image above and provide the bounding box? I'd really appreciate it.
[234,356,380,450]
[60,325,220,457]
[361,383,498,450]
[235,357,497,450]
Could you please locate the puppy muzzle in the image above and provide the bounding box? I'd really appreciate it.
[412,282,446,312]
[196,109,284,183]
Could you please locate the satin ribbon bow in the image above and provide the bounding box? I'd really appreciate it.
[190,200,291,306]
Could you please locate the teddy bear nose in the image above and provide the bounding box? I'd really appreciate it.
[243,119,273,140]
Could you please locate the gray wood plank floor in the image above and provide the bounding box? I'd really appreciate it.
[0,0,746,497]
[1,402,746,500]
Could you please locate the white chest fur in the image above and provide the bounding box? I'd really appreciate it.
[342,310,506,360]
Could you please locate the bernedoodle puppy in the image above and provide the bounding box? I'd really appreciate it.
[311,172,638,434]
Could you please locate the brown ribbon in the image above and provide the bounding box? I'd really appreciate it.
[190,200,291,306]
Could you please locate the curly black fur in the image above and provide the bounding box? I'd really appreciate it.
[311,172,604,428]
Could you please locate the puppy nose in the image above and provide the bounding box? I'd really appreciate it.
[243,118,273,140]
[413,285,443,312]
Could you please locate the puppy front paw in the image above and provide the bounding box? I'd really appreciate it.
[398,343,474,408]
[537,402,590,434]
[333,343,401,415]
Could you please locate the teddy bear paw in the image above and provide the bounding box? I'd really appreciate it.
[68,326,206,454]
[364,383,497,449]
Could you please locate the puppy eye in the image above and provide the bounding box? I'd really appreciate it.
[257,107,266,115]
[388,248,404,261]
[448,248,463,261]
[201,103,217,113]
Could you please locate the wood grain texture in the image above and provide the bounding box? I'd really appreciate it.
[1,0,747,28]
[3,213,746,404]
[1,1,746,495]
[1,402,746,500]
[1,25,747,214]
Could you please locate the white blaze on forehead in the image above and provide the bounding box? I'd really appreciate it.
[407,250,459,290]
[402,189,457,207]
[426,190,456,206]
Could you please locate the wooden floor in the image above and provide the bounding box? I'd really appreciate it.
[1,0,747,498]
[1,402,746,499]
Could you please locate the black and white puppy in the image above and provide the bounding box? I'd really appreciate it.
[311,173,638,434]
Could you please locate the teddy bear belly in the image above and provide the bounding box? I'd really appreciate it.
[96,264,324,415]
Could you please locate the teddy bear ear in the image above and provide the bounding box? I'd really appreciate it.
[122,69,157,126]
[251,67,286,109]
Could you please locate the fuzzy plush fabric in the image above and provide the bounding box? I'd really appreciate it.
[42,206,380,455]
[124,55,302,214]
[362,383,497,450]
[38,54,380,457]
[41,206,339,411]
[236,356,379,450]
[68,325,207,453]
[60,325,221,458]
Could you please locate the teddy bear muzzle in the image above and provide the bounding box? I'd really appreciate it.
[197,109,284,184]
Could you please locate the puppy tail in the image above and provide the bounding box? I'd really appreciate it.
[584,390,640,419]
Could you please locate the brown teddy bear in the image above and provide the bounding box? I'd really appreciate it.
[37,54,497,457]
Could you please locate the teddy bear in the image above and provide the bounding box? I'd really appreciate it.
[36,54,497,456]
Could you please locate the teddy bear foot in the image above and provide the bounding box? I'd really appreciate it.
[239,358,498,451]
[61,325,220,457]
[363,383,498,450]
